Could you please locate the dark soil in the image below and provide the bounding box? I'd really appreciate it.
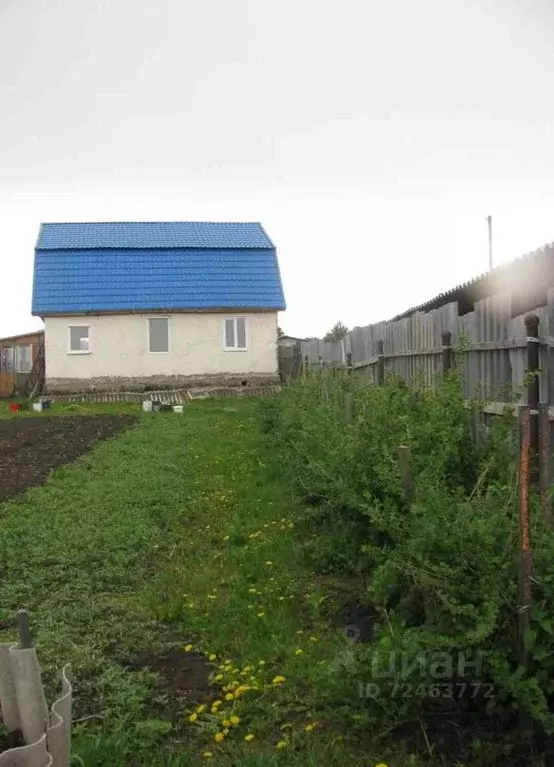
[0,729,24,754]
[0,415,138,503]
[124,650,212,703]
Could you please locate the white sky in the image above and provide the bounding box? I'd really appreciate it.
[2,0,554,339]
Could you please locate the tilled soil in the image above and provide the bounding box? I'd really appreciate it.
[0,414,137,503]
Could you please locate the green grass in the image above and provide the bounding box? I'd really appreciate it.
[0,400,404,766]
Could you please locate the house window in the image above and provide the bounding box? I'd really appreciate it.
[69,326,90,353]
[16,344,32,373]
[148,317,170,353]
[0,346,14,372]
[224,317,247,351]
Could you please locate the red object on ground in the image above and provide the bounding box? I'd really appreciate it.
[9,403,21,413]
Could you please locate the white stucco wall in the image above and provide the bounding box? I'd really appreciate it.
[44,312,278,380]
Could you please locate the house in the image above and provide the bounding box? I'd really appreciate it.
[0,330,44,397]
[32,222,286,394]
[278,335,306,349]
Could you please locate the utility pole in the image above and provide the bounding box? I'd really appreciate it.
[486,215,493,270]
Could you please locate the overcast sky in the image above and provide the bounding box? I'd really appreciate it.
[2,0,554,338]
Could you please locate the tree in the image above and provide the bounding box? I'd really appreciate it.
[324,321,349,343]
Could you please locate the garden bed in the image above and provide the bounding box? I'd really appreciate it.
[0,414,137,503]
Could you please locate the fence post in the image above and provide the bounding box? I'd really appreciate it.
[517,406,533,678]
[397,445,413,502]
[303,355,309,376]
[346,352,353,373]
[525,313,540,483]
[442,331,453,375]
[377,340,385,386]
[539,402,551,523]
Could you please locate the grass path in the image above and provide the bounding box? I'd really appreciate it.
[0,401,387,766]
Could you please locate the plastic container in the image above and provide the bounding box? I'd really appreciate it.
[173,405,183,414]
[9,403,22,413]
[152,401,161,412]
[32,402,43,412]
[142,400,153,412]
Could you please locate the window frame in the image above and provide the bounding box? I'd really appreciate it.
[16,344,32,373]
[67,325,91,355]
[147,316,171,354]
[223,316,248,352]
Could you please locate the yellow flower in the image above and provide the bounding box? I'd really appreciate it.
[265,561,273,566]
[214,674,223,682]
[214,732,225,743]
[258,660,266,666]
[184,644,193,652]
[223,535,229,541]
[212,699,222,708]
[257,612,265,618]
[248,587,257,594]
[271,675,285,685]
[207,594,217,600]
[276,740,288,750]
[223,728,230,735]
[296,630,304,635]
[304,723,315,732]
[202,751,213,759]
[309,635,318,643]
[224,693,234,701]
[295,649,304,655]
[375,764,388,767]
[210,706,219,713]
[196,704,206,714]
[222,719,232,727]
[209,654,217,661]
[230,715,240,725]
[188,712,198,723]
[242,665,251,672]
[244,733,255,742]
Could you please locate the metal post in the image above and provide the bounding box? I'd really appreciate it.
[539,402,551,523]
[442,331,453,375]
[518,406,532,670]
[377,340,385,386]
[525,313,540,483]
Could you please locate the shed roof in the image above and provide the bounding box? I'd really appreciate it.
[32,221,285,315]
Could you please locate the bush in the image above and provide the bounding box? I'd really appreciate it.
[264,370,554,755]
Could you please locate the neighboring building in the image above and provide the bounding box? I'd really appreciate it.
[0,330,44,397]
[32,222,286,394]
[278,334,306,349]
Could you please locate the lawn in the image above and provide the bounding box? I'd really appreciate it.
[0,400,391,766]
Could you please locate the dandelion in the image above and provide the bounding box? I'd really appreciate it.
[224,693,234,701]
[244,733,255,742]
[276,740,288,750]
[242,665,251,673]
[214,674,223,682]
[212,699,222,708]
[223,728,230,735]
[208,594,217,600]
[230,715,240,725]
[375,764,388,767]
[265,561,273,566]
[222,719,232,727]
[214,732,225,743]
[304,723,315,733]
[258,660,266,666]
[296,630,304,635]
[196,704,206,714]
[309,635,318,643]
[184,644,193,652]
[257,611,265,618]
[295,649,304,656]
[188,712,198,723]
[202,751,214,759]
[223,535,230,541]
[271,675,285,685]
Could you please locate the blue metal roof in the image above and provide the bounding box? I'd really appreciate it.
[36,221,274,250]
[32,222,285,315]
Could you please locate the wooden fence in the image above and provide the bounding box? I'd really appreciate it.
[279,290,554,407]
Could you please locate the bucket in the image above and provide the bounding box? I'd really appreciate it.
[152,401,161,413]
[9,403,22,413]
[160,403,172,412]
[142,400,153,412]
[173,405,183,414]
[32,402,43,412]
